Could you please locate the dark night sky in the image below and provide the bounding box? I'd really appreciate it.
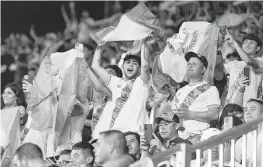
[1,1,136,39]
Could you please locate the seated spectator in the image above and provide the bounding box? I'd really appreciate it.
[123,132,141,160]
[150,103,191,155]
[57,150,71,167]
[94,130,134,167]
[173,52,221,144]
[71,142,94,167]
[218,103,244,130]
[12,143,46,167]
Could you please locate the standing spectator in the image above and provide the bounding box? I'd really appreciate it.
[94,130,134,167]
[173,52,221,144]
[224,32,263,109]
[12,143,47,167]
[71,142,94,167]
[91,43,151,133]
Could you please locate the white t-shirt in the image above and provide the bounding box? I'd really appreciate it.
[105,75,151,133]
[224,58,263,109]
[92,101,114,139]
[174,81,221,138]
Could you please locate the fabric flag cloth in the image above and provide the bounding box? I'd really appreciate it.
[152,21,220,91]
[90,2,167,57]
[214,12,248,27]
[1,107,21,160]
[27,44,90,151]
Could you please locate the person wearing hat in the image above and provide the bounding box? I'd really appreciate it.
[149,103,191,155]
[173,51,221,145]
[91,43,151,134]
[223,32,263,110]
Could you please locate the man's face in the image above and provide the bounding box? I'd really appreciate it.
[58,154,71,167]
[159,120,177,140]
[125,134,140,156]
[154,93,168,105]
[244,101,263,123]
[71,149,88,167]
[94,135,110,165]
[186,57,205,78]
[123,58,140,79]
[242,39,259,55]
[106,68,117,76]
[12,155,27,167]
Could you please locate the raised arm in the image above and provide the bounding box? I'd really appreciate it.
[87,67,112,97]
[91,48,111,85]
[61,4,71,25]
[140,42,151,83]
[225,30,259,69]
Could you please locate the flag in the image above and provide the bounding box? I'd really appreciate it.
[152,22,220,91]
[1,107,21,159]
[90,2,166,57]
[27,45,91,149]
[214,13,248,27]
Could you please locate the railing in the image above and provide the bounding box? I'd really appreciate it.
[132,116,263,167]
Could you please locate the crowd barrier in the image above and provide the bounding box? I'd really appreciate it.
[136,115,263,167]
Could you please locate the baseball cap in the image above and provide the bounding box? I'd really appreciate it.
[123,54,141,66]
[185,52,208,69]
[154,103,179,124]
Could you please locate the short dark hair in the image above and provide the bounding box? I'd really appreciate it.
[14,143,43,160]
[243,33,262,52]
[105,65,123,78]
[72,142,94,165]
[123,131,140,144]
[100,130,129,154]
[247,98,263,106]
[59,150,71,156]
[123,55,141,66]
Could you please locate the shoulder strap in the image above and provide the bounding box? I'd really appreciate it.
[180,83,211,109]
[110,79,136,129]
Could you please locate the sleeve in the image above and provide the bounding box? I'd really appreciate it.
[104,75,120,91]
[139,74,152,88]
[206,86,221,108]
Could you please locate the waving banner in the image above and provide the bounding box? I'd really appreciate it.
[1,107,20,160]
[152,22,220,92]
[90,2,166,57]
[27,44,90,151]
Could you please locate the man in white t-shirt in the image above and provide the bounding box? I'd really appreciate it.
[92,43,151,133]
[223,33,263,109]
[173,52,221,144]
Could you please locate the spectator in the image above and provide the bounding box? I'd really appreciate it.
[224,33,263,108]
[218,103,244,129]
[57,150,71,167]
[173,52,221,144]
[0,125,9,158]
[123,131,141,160]
[231,99,263,167]
[94,130,134,167]
[12,143,46,167]
[150,103,191,155]
[71,142,94,167]
[91,44,151,133]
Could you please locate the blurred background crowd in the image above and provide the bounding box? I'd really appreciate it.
[2,1,263,92]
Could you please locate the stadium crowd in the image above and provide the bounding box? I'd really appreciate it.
[1,1,263,167]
